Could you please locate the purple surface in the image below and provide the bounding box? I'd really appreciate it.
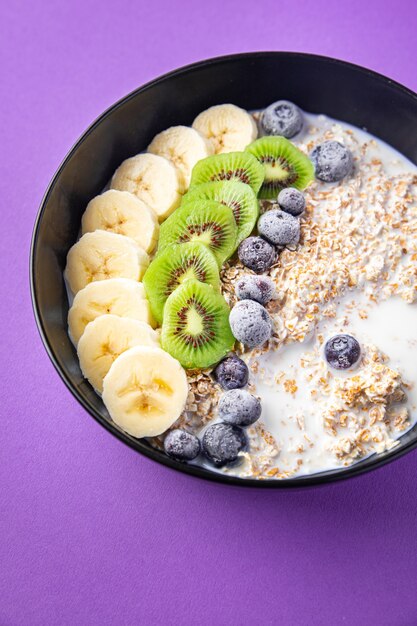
[1,0,417,624]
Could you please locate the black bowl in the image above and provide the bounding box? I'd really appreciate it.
[31,52,417,488]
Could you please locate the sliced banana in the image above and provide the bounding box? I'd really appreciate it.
[68,278,156,345]
[102,345,189,438]
[110,153,182,221]
[192,103,258,154]
[148,126,213,190]
[77,315,159,393]
[65,230,149,295]
[81,190,159,253]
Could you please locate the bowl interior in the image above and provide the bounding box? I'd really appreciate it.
[31,52,417,487]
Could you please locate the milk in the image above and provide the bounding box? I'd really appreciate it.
[197,112,417,479]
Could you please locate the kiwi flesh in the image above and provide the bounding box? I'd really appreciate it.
[161,279,235,369]
[190,152,265,195]
[157,199,237,266]
[143,242,220,324]
[180,180,259,245]
[245,136,314,199]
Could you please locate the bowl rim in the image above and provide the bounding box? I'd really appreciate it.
[30,51,417,488]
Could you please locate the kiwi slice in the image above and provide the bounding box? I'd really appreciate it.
[181,181,259,245]
[161,279,235,369]
[190,152,264,195]
[158,199,237,266]
[143,242,220,324]
[245,136,314,199]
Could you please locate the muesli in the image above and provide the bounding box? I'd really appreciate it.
[64,100,417,479]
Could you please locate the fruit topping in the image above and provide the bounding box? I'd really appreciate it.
[192,104,258,154]
[161,279,235,369]
[147,125,213,190]
[180,180,259,245]
[235,275,276,305]
[229,300,273,348]
[324,334,361,370]
[143,242,220,324]
[246,136,314,199]
[157,199,237,266]
[102,345,189,438]
[164,429,201,462]
[65,230,149,295]
[202,423,247,467]
[213,354,249,390]
[110,153,182,221]
[237,236,276,273]
[77,315,159,392]
[257,209,300,246]
[277,187,306,216]
[68,278,156,346]
[81,190,159,253]
[190,151,265,195]
[218,389,262,427]
[310,140,353,182]
[260,100,304,138]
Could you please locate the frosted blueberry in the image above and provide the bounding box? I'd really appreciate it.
[218,389,262,427]
[235,274,275,305]
[229,300,273,348]
[324,334,361,370]
[261,100,304,139]
[238,236,276,273]
[214,354,249,390]
[278,187,306,216]
[310,140,353,182]
[202,423,247,467]
[257,209,300,246]
[164,429,201,462]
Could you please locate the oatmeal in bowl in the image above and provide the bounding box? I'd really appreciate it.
[61,96,417,481]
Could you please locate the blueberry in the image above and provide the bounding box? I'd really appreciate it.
[257,209,300,246]
[235,275,275,305]
[164,429,201,462]
[324,334,361,370]
[213,354,249,390]
[278,188,306,216]
[202,423,247,467]
[310,140,353,183]
[229,300,273,348]
[261,100,303,138]
[238,236,276,273]
[218,389,262,427]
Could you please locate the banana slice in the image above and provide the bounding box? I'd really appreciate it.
[110,153,182,221]
[102,345,189,438]
[77,315,159,392]
[68,278,156,345]
[192,103,258,154]
[81,190,159,253]
[65,230,149,295]
[147,126,213,190]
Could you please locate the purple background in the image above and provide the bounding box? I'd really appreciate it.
[1,1,417,624]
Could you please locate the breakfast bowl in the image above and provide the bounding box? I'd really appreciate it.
[30,52,417,487]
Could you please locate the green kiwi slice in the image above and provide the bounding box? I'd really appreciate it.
[157,199,237,266]
[143,242,220,324]
[161,279,235,369]
[190,152,265,195]
[180,181,259,245]
[245,136,314,199]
